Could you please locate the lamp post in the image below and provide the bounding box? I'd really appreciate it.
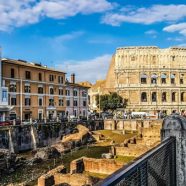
[99,88,101,118]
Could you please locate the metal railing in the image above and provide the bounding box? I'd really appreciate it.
[97,137,176,186]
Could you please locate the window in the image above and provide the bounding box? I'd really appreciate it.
[50,88,54,95]
[141,92,147,102]
[2,89,8,102]
[24,85,31,93]
[161,74,167,84]
[162,92,167,102]
[83,100,87,107]
[66,100,70,106]
[25,71,31,79]
[73,90,78,96]
[172,56,175,61]
[25,98,31,106]
[38,98,43,106]
[141,74,147,84]
[152,92,157,102]
[58,76,63,84]
[82,91,87,97]
[49,98,54,106]
[171,74,175,84]
[172,92,176,102]
[59,99,63,106]
[38,87,43,94]
[59,88,63,95]
[11,68,15,78]
[152,55,156,62]
[9,84,16,92]
[49,75,54,82]
[131,56,135,61]
[151,74,158,84]
[38,73,42,81]
[66,90,70,96]
[74,100,78,106]
[11,97,16,105]
[180,78,184,84]
[83,110,86,117]
[181,92,185,102]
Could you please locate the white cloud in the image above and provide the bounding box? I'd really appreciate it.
[145,29,158,38]
[56,54,112,83]
[53,31,85,43]
[102,4,186,26]
[167,37,185,42]
[178,43,186,47]
[0,0,114,31]
[46,31,85,51]
[163,22,186,36]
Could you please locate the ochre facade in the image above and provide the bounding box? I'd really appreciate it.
[2,58,89,120]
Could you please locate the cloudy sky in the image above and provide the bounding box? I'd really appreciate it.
[0,0,186,83]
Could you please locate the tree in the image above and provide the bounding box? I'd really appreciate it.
[96,92,127,112]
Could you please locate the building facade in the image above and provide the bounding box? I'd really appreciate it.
[115,46,186,114]
[0,49,12,121]
[1,58,89,121]
[88,80,105,112]
[65,75,89,118]
[89,46,186,115]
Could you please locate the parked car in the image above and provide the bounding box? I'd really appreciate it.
[0,120,13,126]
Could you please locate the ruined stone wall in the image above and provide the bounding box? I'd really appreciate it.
[54,173,94,186]
[0,123,64,153]
[70,157,123,175]
[83,158,123,175]
[113,144,149,157]
[104,119,162,131]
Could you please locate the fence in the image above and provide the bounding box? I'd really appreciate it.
[98,137,176,186]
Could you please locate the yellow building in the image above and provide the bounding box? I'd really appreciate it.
[2,58,89,121]
[2,58,66,120]
[89,46,186,115]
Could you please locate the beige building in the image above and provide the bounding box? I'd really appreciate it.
[88,80,105,112]
[89,46,186,115]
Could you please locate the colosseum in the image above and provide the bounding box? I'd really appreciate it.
[90,46,186,115]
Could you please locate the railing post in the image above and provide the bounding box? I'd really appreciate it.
[161,114,186,186]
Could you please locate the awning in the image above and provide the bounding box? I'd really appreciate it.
[47,106,56,110]
[151,74,158,78]
[24,83,30,86]
[141,74,147,78]
[10,81,16,85]
[0,106,14,112]
[171,74,175,78]
[161,74,167,78]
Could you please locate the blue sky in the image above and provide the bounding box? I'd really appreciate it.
[0,0,186,83]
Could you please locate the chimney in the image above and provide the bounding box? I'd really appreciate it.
[71,73,75,84]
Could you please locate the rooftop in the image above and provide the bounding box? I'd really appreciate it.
[116,46,186,50]
[2,58,66,74]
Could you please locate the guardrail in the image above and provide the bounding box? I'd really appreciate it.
[97,137,176,186]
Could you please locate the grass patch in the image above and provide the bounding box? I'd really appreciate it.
[115,155,135,164]
[0,146,110,186]
[84,171,108,179]
[97,130,136,144]
[62,146,110,171]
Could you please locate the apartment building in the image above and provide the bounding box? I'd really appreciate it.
[2,58,66,121]
[65,74,89,118]
[0,50,12,121]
